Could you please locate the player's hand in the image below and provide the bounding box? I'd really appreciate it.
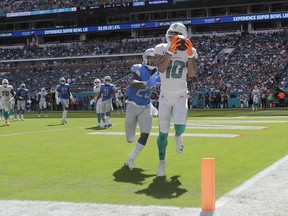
[56,98,60,105]
[9,97,14,102]
[167,36,181,55]
[185,39,194,58]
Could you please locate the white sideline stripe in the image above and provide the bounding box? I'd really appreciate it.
[216,154,288,208]
[87,131,239,138]
[152,125,267,130]
[203,116,288,119]
[0,126,91,137]
[233,116,288,119]
[186,120,288,124]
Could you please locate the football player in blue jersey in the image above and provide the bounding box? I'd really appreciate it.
[16,83,29,121]
[96,76,118,129]
[124,48,160,169]
[55,77,73,125]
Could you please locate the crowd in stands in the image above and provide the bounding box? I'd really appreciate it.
[0,31,287,108]
[0,0,140,13]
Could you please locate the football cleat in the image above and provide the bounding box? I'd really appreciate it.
[157,160,166,177]
[61,120,67,125]
[175,135,184,154]
[108,123,112,128]
[125,160,136,169]
[5,120,10,126]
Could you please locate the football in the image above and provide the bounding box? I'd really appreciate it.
[177,35,187,51]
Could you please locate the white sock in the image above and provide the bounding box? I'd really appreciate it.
[128,142,144,161]
[105,116,109,125]
[62,110,67,121]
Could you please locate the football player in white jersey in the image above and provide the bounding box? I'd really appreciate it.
[0,95,3,120]
[252,85,260,111]
[0,79,15,126]
[37,87,48,117]
[154,22,197,176]
[115,89,124,114]
[93,78,105,128]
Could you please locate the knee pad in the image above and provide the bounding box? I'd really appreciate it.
[158,132,168,141]
[174,124,186,136]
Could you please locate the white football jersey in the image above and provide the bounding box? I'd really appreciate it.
[0,85,14,100]
[252,88,260,97]
[154,43,189,92]
[116,92,123,100]
[93,86,101,97]
[38,91,47,101]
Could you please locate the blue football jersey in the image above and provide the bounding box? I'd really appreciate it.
[126,64,160,106]
[101,84,115,102]
[17,88,28,101]
[56,83,70,99]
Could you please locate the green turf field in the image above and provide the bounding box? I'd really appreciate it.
[0,109,287,207]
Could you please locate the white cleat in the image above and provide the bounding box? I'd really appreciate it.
[125,160,136,169]
[175,135,184,154]
[61,120,67,125]
[157,160,166,177]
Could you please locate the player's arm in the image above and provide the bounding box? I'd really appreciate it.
[130,72,146,89]
[186,39,197,79]
[10,89,15,97]
[187,58,197,78]
[96,88,102,101]
[155,36,181,73]
[9,89,16,101]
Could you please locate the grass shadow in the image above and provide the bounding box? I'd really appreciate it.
[135,175,187,199]
[47,123,64,126]
[86,126,106,130]
[113,165,154,185]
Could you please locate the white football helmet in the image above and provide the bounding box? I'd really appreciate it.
[41,87,45,92]
[2,79,8,88]
[104,76,111,85]
[142,48,156,70]
[165,22,188,43]
[20,83,26,89]
[94,78,101,87]
[59,77,66,85]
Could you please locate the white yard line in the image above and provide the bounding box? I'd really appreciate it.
[186,120,288,124]
[87,131,239,138]
[152,125,267,130]
[0,126,91,137]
